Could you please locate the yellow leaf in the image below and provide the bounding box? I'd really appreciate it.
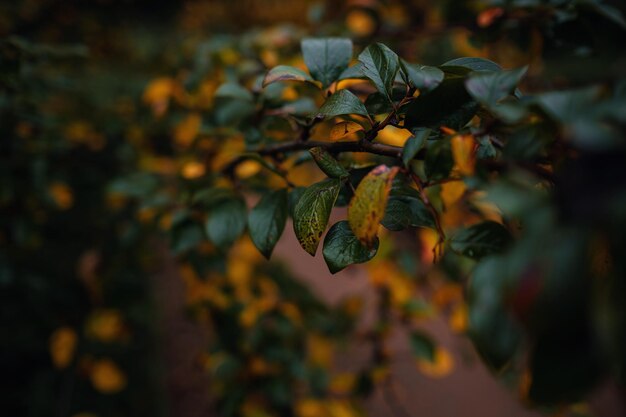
[296,399,326,417]
[90,359,127,393]
[174,113,202,148]
[348,165,399,247]
[330,121,364,140]
[418,228,440,264]
[375,125,412,147]
[346,9,377,37]
[451,134,476,176]
[143,77,174,116]
[281,86,299,101]
[440,180,466,208]
[235,160,262,179]
[416,347,454,378]
[239,304,260,328]
[86,309,124,342]
[50,327,77,369]
[181,161,206,179]
[328,400,360,417]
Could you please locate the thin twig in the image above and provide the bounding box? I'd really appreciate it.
[410,172,446,262]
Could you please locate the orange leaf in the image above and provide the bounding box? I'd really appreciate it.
[451,134,476,176]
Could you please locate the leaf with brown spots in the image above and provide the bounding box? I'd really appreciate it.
[348,164,399,248]
[293,178,342,255]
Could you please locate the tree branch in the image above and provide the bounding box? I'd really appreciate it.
[222,139,408,177]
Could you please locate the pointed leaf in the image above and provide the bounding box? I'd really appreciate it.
[450,221,512,259]
[318,89,369,118]
[357,43,399,101]
[293,178,342,255]
[263,65,316,87]
[402,128,430,167]
[348,165,399,247]
[424,139,454,181]
[301,38,353,88]
[322,221,378,274]
[309,147,349,179]
[400,60,444,92]
[404,74,478,130]
[338,63,366,80]
[442,57,502,73]
[382,195,435,231]
[206,198,247,249]
[465,67,527,107]
[248,189,288,258]
[468,256,522,370]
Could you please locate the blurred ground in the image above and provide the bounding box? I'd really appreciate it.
[273,211,542,417]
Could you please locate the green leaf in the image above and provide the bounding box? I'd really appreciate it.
[465,67,527,107]
[322,221,378,274]
[357,43,399,102]
[193,187,236,208]
[301,38,353,88]
[409,331,436,362]
[402,128,430,167]
[215,82,253,101]
[206,197,247,249]
[468,256,521,370]
[348,165,399,247]
[382,195,434,231]
[318,89,369,119]
[382,174,434,231]
[171,222,205,254]
[400,60,444,92]
[293,178,342,255]
[337,63,366,80]
[476,135,497,159]
[309,147,349,179]
[535,86,600,123]
[580,0,626,29]
[424,139,453,181]
[404,74,478,130]
[263,65,316,87]
[442,57,502,73]
[248,189,288,258]
[450,221,512,259]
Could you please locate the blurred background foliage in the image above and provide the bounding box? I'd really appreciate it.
[1,1,625,417]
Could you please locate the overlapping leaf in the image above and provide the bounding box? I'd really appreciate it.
[248,189,288,258]
[348,165,399,247]
[293,178,342,255]
[450,221,512,259]
[322,221,378,273]
[309,147,349,179]
[357,43,399,102]
[263,65,316,87]
[301,38,353,88]
[318,89,370,120]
